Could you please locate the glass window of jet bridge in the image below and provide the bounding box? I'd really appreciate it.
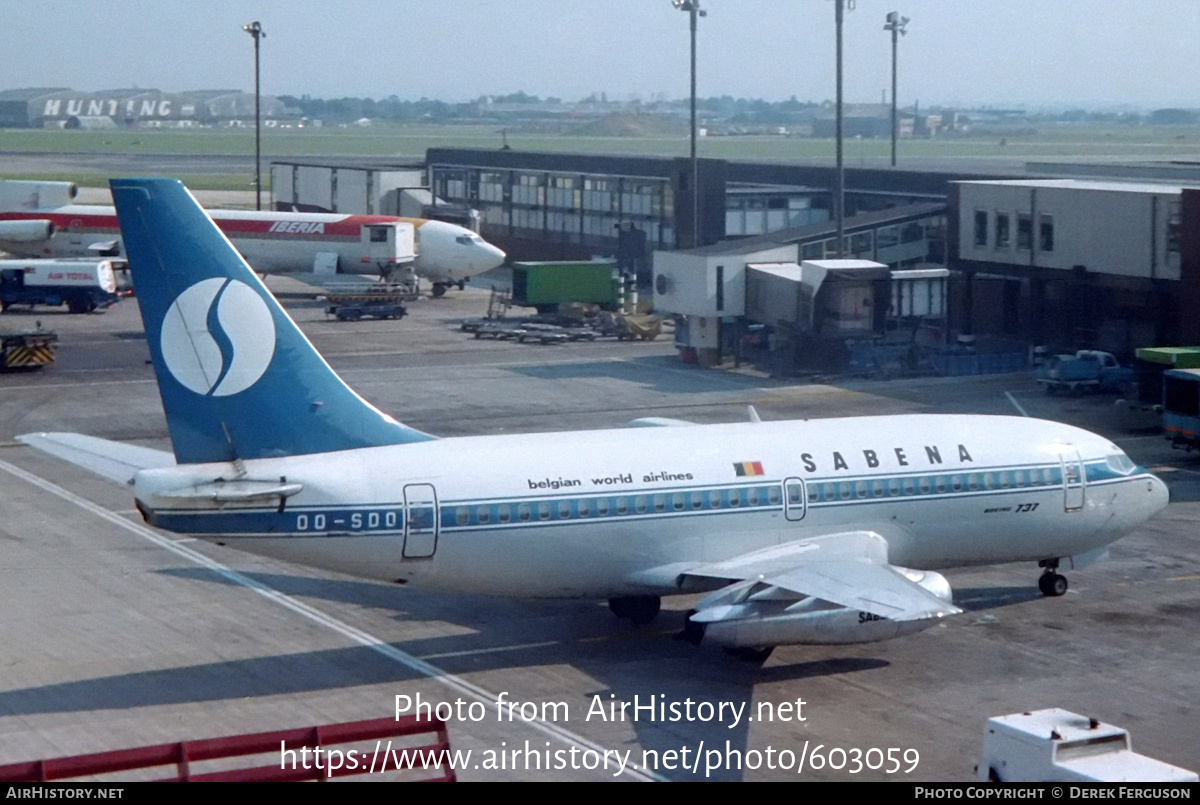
[477,505,490,524]
[558,500,571,519]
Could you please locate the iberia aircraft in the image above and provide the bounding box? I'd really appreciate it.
[0,179,504,295]
[19,179,1170,662]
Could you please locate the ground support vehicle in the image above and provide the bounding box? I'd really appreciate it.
[0,260,121,314]
[1,331,56,370]
[977,708,1197,782]
[1036,350,1133,395]
[323,290,408,321]
[1163,368,1200,451]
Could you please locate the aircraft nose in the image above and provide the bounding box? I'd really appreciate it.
[481,243,505,270]
[1148,473,1170,514]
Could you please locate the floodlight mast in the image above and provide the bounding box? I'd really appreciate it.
[834,0,845,256]
[884,11,910,168]
[673,0,706,248]
[243,21,266,211]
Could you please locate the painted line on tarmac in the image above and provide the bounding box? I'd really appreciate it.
[0,379,156,392]
[1005,391,1029,417]
[0,457,664,783]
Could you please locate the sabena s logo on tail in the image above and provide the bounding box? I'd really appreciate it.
[161,278,276,396]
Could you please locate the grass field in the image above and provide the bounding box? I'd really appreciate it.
[6,122,1200,189]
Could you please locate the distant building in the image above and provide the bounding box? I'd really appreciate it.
[0,87,287,128]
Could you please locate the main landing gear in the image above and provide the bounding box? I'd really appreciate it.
[1038,559,1068,597]
[608,595,661,625]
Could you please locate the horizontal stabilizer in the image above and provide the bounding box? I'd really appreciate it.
[17,432,175,485]
[686,531,961,622]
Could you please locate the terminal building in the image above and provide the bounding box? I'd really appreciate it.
[272,147,1200,367]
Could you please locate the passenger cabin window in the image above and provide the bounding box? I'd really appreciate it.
[578,499,590,517]
[477,506,490,524]
[558,500,571,519]
[498,505,511,524]
[673,494,685,511]
[691,492,704,510]
[616,497,629,515]
[653,495,666,513]
[517,503,531,522]
[456,507,469,526]
[973,210,988,247]
[709,490,722,508]
[597,498,611,516]
[728,489,741,507]
[635,496,648,514]
[538,502,551,520]
[768,486,782,505]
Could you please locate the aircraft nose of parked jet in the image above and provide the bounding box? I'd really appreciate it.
[1148,472,1170,515]
[480,242,505,271]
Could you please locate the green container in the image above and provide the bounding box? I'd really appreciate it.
[1135,347,1200,368]
[511,261,619,311]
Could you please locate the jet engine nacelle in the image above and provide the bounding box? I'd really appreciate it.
[0,219,55,243]
[0,179,77,212]
[690,568,954,648]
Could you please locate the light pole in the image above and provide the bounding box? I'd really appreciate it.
[834,0,845,257]
[884,11,909,168]
[673,0,705,248]
[243,21,265,210]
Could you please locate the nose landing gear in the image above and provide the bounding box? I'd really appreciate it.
[1038,559,1068,597]
[608,595,661,625]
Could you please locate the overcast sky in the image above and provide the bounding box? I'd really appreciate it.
[6,1,1199,109]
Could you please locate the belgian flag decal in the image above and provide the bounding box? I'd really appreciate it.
[734,461,764,477]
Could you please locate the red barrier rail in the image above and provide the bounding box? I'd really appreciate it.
[0,714,455,782]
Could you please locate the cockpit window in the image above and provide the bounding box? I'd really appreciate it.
[1105,451,1137,475]
[455,234,474,245]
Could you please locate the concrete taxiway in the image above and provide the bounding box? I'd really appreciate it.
[0,285,1196,781]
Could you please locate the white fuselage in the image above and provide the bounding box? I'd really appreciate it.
[130,415,1169,599]
[0,205,505,285]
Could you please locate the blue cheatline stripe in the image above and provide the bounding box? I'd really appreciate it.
[149,461,1148,540]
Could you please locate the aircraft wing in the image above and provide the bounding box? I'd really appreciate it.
[684,530,961,622]
[17,432,175,485]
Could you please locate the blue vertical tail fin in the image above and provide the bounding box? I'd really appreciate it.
[111,177,434,464]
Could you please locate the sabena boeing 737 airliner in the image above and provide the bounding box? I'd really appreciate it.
[19,178,1170,662]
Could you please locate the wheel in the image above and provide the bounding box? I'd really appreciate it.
[608,595,660,624]
[1038,572,1068,597]
[723,646,775,663]
[457,280,466,291]
[431,284,447,298]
